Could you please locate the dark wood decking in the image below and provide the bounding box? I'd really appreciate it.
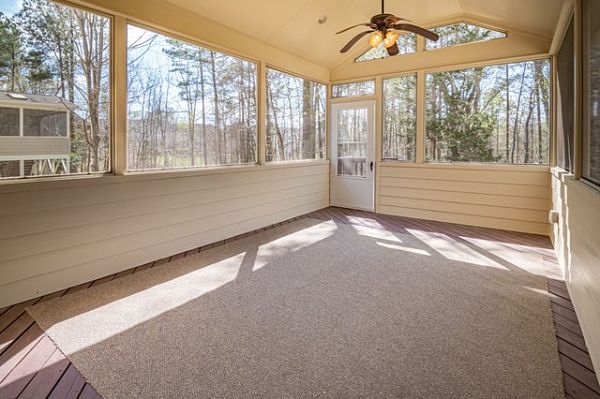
[0,206,598,398]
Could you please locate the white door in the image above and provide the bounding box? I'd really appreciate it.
[330,100,375,211]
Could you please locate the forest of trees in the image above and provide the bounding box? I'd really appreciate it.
[427,22,506,49]
[335,108,368,177]
[426,59,550,164]
[380,60,550,165]
[333,80,375,97]
[1,2,553,177]
[266,69,326,162]
[424,24,549,164]
[383,75,417,161]
[0,0,110,174]
[127,26,257,170]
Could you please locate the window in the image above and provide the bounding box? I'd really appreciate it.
[582,0,600,186]
[383,75,417,161]
[556,17,574,172]
[355,34,416,63]
[426,59,551,164]
[266,68,326,162]
[426,23,506,50]
[127,25,257,171]
[23,109,68,137]
[336,108,368,177]
[332,80,375,97]
[0,107,19,136]
[0,161,20,178]
[0,1,110,179]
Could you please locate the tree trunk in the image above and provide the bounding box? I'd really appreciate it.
[267,83,285,160]
[301,80,316,159]
[510,63,528,163]
[209,52,222,164]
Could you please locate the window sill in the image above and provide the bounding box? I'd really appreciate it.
[0,160,329,193]
[379,161,550,172]
[551,167,600,200]
[550,166,574,180]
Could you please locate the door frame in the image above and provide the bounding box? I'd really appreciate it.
[329,100,376,211]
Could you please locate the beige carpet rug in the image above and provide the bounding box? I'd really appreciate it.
[28,218,563,399]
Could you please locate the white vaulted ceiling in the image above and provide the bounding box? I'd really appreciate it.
[161,0,569,68]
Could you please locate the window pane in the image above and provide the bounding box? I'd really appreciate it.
[0,159,68,178]
[336,108,368,177]
[0,161,20,177]
[582,0,600,185]
[0,1,110,179]
[383,75,417,161]
[556,18,574,172]
[127,26,257,170]
[23,109,67,137]
[0,107,19,136]
[332,80,375,97]
[426,23,506,50]
[355,34,416,63]
[24,159,68,176]
[426,59,550,164]
[266,69,326,162]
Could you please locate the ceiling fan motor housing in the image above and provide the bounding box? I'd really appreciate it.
[370,13,394,29]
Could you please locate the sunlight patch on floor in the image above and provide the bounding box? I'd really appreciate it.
[376,242,431,256]
[47,253,246,353]
[460,236,546,275]
[408,229,507,270]
[253,221,337,271]
[350,224,402,243]
[524,286,553,297]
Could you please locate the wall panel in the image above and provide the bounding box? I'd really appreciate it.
[551,168,600,379]
[376,163,551,235]
[0,162,329,307]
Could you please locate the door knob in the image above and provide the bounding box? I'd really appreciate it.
[370,161,374,172]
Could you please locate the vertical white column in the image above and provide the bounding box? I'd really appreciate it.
[19,108,24,177]
[572,0,584,179]
[19,108,23,137]
[374,76,383,213]
[573,0,582,179]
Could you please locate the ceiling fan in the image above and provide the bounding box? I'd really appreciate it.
[337,0,440,56]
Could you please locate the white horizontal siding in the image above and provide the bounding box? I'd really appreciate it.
[0,162,329,307]
[376,164,551,235]
[0,136,69,157]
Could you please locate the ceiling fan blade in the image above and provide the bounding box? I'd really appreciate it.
[336,23,376,34]
[383,15,411,25]
[386,42,400,56]
[340,30,373,53]
[393,23,440,41]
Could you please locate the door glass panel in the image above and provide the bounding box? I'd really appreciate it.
[336,108,368,177]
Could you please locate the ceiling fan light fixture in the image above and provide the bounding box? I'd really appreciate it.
[383,31,399,48]
[368,31,383,48]
[336,0,439,54]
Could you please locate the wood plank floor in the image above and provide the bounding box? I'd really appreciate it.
[0,206,597,399]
